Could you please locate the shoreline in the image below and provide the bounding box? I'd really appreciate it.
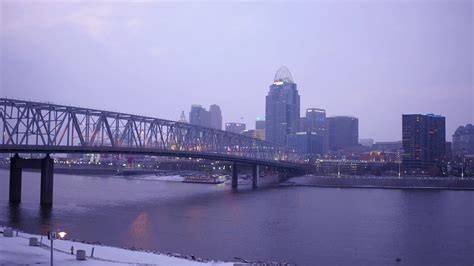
[288,175,474,190]
[0,226,234,265]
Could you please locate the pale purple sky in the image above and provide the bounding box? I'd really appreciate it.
[1,0,472,141]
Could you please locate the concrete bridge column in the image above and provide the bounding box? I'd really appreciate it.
[232,162,238,188]
[40,155,54,206]
[252,164,259,189]
[9,154,22,204]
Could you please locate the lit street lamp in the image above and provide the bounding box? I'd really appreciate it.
[49,231,67,266]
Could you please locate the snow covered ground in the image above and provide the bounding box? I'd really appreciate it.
[133,174,184,182]
[0,226,235,265]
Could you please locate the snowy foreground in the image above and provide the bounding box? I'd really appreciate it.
[0,226,236,265]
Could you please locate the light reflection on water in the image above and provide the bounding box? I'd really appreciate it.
[127,212,153,248]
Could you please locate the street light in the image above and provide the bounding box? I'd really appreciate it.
[398,148,402,178]
[49,231,67,266]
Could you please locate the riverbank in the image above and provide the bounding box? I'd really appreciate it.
[0,226,234,265]
[289,175,474,190]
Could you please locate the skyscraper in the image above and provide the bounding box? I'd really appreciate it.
[402,114,446,170]
[209,104,222,130]
[287,132,324,158]
[255,117,266,140]
[255,117,266,130]
[327,116,358,151]
[305,108,328,154]
[452,124,474,155]
[189,105,211,128]
[265,66,300,145]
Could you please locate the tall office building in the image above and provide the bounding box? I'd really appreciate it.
[287,132,325,158]
[189,105,211,128]
[452,123,474,155]
[256,117,266,130]
[299,117,307,132]
[402,114,446,170]
[327,116,358,151]
[225,122,246,134]
[302,108,328,154]
[209,104,222,130]
[265,66,300,145]
[255,117,266,140]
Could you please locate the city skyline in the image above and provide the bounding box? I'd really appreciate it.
[1,1,472,141]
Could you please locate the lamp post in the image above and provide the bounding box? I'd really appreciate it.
[337,160,341,177]
[49,231,67,266]
[398,148,402,178]
[460,148,466,179]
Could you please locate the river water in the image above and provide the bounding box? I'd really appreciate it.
[0,170,473,265]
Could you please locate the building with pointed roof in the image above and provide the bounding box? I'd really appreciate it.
[265,66,300,145]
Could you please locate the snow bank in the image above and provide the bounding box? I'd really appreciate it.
[0,226,233,265]
[134,174,184,182]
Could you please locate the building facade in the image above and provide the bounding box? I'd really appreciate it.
[359,139,374,147]
[402,114,446,171]
[209,104,222,130]
[287,132,324,158]
[452,123,474,155]
[189,105,211,128]
[255,117,266,140]
[372,141,402,152]
[265,66,300,145]
[327,116,358,151]
[304,108,328,154]
[225,122,246,134]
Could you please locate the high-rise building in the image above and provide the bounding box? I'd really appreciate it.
[452,123,474,155]
[287,132,324,157]
[178,111,188,123]
[255,117,266,130]
[255,117,266,140]
[402,114,446,170]
[299,117,307,132]
[265,66,300,145]
[225,122,246,134]
[305,108,328,154]
[327,116,358,151]
[189,105,211,128]
[209,104,222,130]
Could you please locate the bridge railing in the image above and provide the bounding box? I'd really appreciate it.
[0,98,304,164]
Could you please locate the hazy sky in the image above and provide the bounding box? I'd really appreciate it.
[1,0,472,141]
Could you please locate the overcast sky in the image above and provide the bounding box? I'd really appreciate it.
[1,0,472,141]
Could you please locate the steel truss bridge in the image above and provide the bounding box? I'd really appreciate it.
[0,98,307,205]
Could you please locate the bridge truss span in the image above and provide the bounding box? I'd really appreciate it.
[0,98,304,167]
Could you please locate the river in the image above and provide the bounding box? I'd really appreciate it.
[0,170,473,265]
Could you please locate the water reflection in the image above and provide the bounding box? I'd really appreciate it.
[6,203,22,226]
[127,212,153,248]
[38,205,52,234]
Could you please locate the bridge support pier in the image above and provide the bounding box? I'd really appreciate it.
[252,164,259,189]
[8,154,54,206]
[9,154,22,204]
[232,162,238,189]
[40,155,54,206]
